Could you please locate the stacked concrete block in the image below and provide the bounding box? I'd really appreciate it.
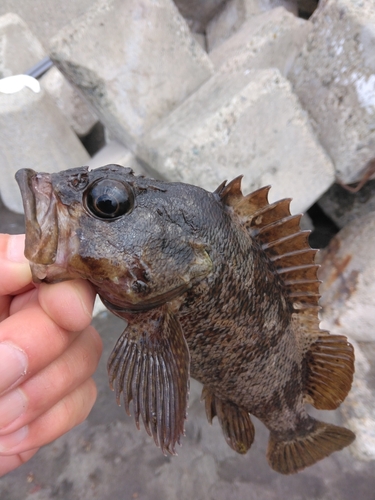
[289,0,375,184]
[41,67,98,137]
[341,339,375,461]
[139,68,334,214]
[0,87,90,213]
[49,0,214,153]
[318,178,375,229]
[318,212,375,343]
[0,13,45,77]
[87,140,147,176]
[206,0,298,51]
[210,7,310,77]
[318,213,375,460]
[0,13,98,139]
[0,0,94,47]
[173,0,227,33]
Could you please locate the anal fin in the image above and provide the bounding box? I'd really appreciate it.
[304,334,354,410]
[107,305,190,455]
[202,386,254,454]
[267,417,355,474]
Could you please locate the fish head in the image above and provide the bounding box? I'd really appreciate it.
[16,164,213,312]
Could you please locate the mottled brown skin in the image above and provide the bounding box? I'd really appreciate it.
[176,202,305,434]
[16,164,355,473]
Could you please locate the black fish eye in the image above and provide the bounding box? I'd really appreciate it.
[84,179,134,219]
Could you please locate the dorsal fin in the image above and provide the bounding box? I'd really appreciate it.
[216,177,354,410]
[216,177,321,312]
[215,176,244,207]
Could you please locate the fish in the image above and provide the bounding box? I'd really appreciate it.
[15,164,355,474]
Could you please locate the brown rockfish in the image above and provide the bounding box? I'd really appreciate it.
[16,164,355,474]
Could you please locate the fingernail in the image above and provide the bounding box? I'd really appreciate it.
[0,388,28,429]
[0,425,28,452]
[7,234,28,263]
[0,343,28,394]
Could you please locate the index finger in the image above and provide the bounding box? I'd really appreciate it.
[0,235,32,296]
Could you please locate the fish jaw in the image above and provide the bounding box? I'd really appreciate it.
[15,168,81,283]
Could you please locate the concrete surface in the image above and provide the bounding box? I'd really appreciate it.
[0,0,96,48]
[49,0,214,152]
[0,13,45,78]
[209,7,309,77]
[289,0,375,184]
[139,67,334,214]
[318,179,375,229]
[41,66,98,137]
[206,0,298,51]
[0,86,89,213]
[1,193,375,500]
[319,212,375,342]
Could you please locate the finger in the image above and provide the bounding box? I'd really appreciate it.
[38,279,96,332]
[0,296,12,323]
[0,326,102,434]
[8,288,39,317]
[0,447,39,477]
[0,378,97,456]
[0,235,32,296]
[0,303,82,395]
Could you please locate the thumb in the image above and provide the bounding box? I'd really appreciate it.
[0,234,32,296]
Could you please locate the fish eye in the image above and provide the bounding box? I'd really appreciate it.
[84,179,134,219]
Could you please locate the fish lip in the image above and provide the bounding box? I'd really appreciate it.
[15,168,58,265]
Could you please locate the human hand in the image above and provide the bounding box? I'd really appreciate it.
[0,234,102,477]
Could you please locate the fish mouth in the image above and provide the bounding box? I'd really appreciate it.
[15,168,59,266]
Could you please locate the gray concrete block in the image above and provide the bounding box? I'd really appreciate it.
[139,68,334,214]
[289,0,375,185]
[206,0,298,51]
[318,178,375,229]
[319,212,375,343]
[209,7,310,77]
[86,140,148,176]
[41,66,98,137]
[0,0,95,47]
[0,13,45,77]
[340,339,375,461]
[0,86,89,213]
[173,0,227,33]
[49,0,214,152]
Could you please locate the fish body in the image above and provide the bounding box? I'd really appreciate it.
[16,164,355,474]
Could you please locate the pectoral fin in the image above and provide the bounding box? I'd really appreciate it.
[202,386,255,454]
[107,305,190,455]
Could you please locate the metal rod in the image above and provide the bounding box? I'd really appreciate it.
[25,56,54,79]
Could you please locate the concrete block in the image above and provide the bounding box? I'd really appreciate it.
[192,32,207,51]
[173,0,227,33]
[318,212,375,343]
[86,140,148,176]
[339,339,375,461]
[0,13,45,77]
[41,66,98,137]
[0,86,90,213]
[49,0,214,152]
[0,0,95,47]
[318,178,375,229]
[139,68,334,214]
[210,7,310,77]
[289,0,375,184]
[206,0,298,51]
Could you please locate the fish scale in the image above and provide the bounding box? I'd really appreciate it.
[16,164,355,474]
